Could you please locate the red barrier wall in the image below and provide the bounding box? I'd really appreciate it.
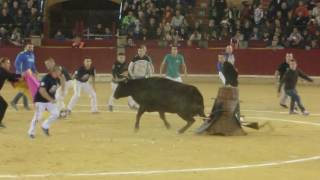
[0,47,319,75]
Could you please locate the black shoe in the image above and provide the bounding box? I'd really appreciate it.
[29,134,35,139]
[41,127,50,136]
[0,123,6,128]
[289,111,299,115]
[24,106,31,111]
[10,102,18,111]
[280,104,288,108]
[108,105,113,112]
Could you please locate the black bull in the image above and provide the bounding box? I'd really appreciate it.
[114,77,206,133]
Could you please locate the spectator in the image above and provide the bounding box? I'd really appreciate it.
[104,27,112,39]
[0,8,13,29]
[93,24,104,35]
[288,27,303,48]
[294,1,309,17]
[293,11,310,31]
[254,4,264,26]
[312,2,320,25]
[72,36,85,48]
[121,11,136,33]
[54,30,66,41]
[171,10,184,30]
[10,27,22,46]
[0,26,8,44]
[267,36,284,49]
[250,27,261,40]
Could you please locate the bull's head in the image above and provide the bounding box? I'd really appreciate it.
[114,80,131,99]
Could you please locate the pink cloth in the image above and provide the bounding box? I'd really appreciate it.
[24,71,40,99]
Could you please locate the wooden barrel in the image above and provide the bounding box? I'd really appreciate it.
[217,86,239,101]
[198,86,246,136]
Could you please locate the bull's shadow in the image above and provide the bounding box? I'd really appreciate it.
[114,77,206,133]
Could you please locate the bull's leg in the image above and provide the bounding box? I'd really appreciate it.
[159,111,171,129]
[177,114,196,134]
[135,107,145,132]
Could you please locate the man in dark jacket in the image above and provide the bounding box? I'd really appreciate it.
[0,57,21,128]
[278,59,313,115]
[223,60,238,87]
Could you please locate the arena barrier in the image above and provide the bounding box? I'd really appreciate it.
[0,47,319,75]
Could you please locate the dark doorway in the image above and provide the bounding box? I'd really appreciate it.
[48,0,120,39]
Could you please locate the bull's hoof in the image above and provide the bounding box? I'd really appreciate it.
[177,129,185,134]
[134,127,140,133]
[165,123,171,130]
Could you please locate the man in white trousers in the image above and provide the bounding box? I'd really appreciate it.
[160,46,187,82]
[107,53,136,111]
[28,66,65,138]
[127,47,154,109]
[67,58,98,114]
[44,58,73,113]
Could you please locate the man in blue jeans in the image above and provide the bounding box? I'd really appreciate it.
[278,59,313,115]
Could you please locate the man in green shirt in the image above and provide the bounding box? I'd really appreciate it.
[160,46,187,82]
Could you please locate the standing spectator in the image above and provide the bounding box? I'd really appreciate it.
[160,46,187,82]
[254,4,264,26]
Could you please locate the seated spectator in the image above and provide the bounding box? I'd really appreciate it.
[127,37,135,48]
[0,26,8,44]
[121,11,136,33]
[147,18,158,39]
[10,27,22,46]
[267,36,284,49]
[10,0,20,17]
[0,8,14,29]
[171,10,184,31]
[104,27,112,39]
[188,30,202,46]
[250,27,261,40]
[293,11,309,31]
[312,2,320,25]
[294,1,309,17]
[93,24,105,35]
[287,27,303,48]
[72,36,85,48]
[29,7,42,35]
[54,30,66,41]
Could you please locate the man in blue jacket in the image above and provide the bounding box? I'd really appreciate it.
[11,43,37,110]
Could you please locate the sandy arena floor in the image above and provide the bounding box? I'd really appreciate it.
[0,81,319,180]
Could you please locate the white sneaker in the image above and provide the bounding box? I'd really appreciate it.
[302,111,309,116]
